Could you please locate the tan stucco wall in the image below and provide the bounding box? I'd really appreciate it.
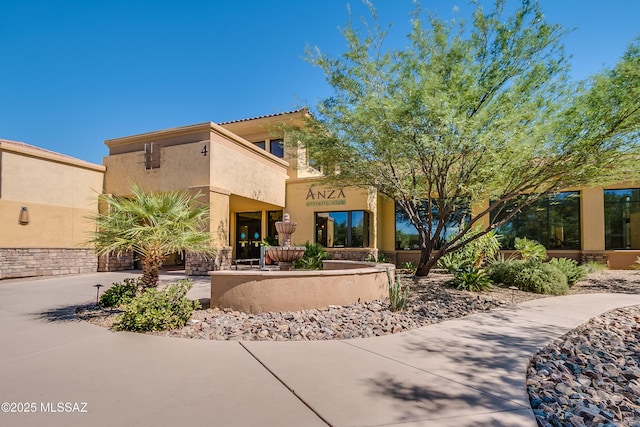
[208,131,288,207]
[284,179,377,247]
[103,141,210,195]
[377,194,396,253]
[581,187,605,251]
[210,261,391,313]
[0,146,104,248]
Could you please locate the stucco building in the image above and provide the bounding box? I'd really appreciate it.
[1,109,639,279]
[0,139,105,279]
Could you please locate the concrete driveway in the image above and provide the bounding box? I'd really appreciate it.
[1,271,639,427]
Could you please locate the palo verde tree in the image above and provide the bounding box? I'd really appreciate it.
[88,184,216,287]
[291,0,640,276]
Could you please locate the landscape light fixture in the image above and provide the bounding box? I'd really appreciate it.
[94,284,103,305]
[18,206,29,225]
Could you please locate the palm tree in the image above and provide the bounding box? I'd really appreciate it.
[88,184,216,287]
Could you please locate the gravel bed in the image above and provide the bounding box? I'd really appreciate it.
[528,305,640,427]
[77,270,640,341]
[77,269,640,425]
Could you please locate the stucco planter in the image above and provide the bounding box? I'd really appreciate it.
[210,261,394,313]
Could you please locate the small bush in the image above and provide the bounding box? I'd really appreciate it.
[99,277,142,307]
[632,257,640,270]
[114,279,200,332]
[487,259,522,285]
[452,267,493,292]
[514,237,547,261]
[400,261,417,271]
[548,258,587,286]
[365,253,390,263]
[513,261,568,295]
[583,260,608,273]
[437,228,502,272]
[293,241,330,270]
[437,251,471,273]
[387,269,409,311]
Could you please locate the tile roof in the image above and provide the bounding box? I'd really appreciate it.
[218,108,307,125]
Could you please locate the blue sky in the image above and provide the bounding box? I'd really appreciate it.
[1,0,638,164]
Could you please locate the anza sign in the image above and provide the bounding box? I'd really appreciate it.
[305,188,346,207]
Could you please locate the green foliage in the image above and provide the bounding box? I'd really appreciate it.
[486,259,521,285]
[365,253,390,263]
[113,279,200,332]
[438,228,501,273]
[87,183,216,287]
[632,257,640,270]
[400,261,418,271]
[293,241,330,270]
[583,260,608,273]
[452,267,493,292]
[488,259,568,295]
[387,269,409,312]
[290,2,640,277]
[548,258,587,286]
[514,262,568,295]
[99,277,142,308]
[261,236,277,247]
[514,238,547,261]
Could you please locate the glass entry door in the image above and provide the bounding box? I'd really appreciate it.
[236,212,262,259]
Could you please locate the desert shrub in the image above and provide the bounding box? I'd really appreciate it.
[113,279,200,332]
[514,237,547,261]
[387,269,409,311]
[632,257,640,270]
[486,259,522,285]
[583,260,608,273]
[437,228,501,273]
[452,267,493,292]
[365,253,390,263]
[99,277,142,308]
[293,241,330,270]
[548,258,587,286]
[400,261,417,272]
[437,251,470,273]
[513,261,568,295]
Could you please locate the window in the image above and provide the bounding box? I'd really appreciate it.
[144,142,160,170]
[604,189,640,249]
[491,192,581,250]
[267,210,283,245]
[269,139,284,158]
[253,140,266,150]
[394,202,468,250]
[315,211,369,248]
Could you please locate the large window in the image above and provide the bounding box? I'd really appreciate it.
[491,192,581,250]
[316,211,369,248]
[604,189,640,249]
[394,202,467,250]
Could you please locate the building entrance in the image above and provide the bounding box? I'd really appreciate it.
[236,212,262,259]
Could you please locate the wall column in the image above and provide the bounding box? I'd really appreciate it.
[210,188,232,270]
[581,187,605,252]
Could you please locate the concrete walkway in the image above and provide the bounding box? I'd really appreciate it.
[1,272,639,427]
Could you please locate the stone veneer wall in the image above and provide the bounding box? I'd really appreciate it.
[581,252,609,265]
[0,248,98,280]
[98,251,134,272]
[185,247,232,275]
[326,248,379,261]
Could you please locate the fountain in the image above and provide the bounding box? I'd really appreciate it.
[210,212,392,313]
[265,213,305,271]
